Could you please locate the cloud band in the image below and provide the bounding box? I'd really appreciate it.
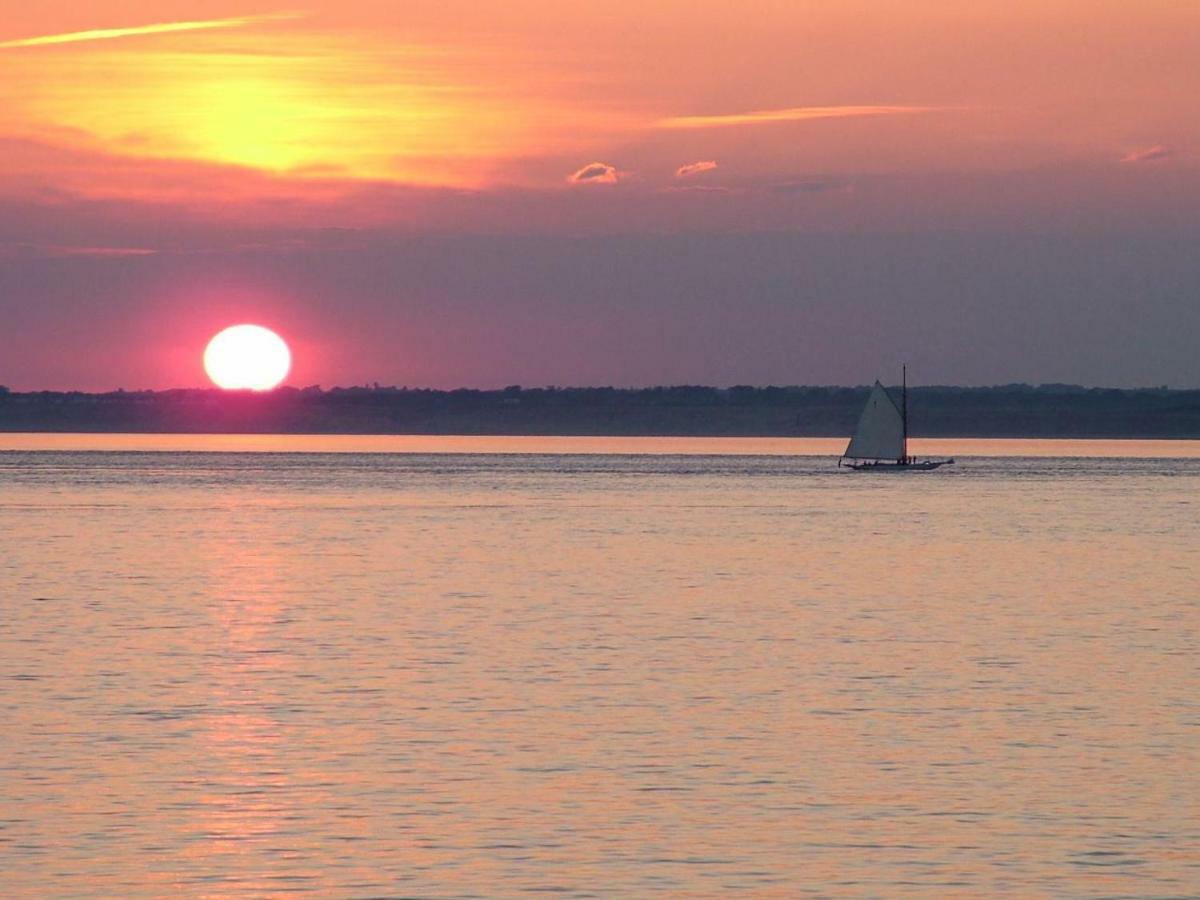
[0,11,306,49]
[656,105,936,130]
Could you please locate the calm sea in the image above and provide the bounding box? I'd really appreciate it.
[1,436,1197,897]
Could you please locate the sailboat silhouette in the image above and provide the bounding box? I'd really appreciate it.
[839,366,954,470]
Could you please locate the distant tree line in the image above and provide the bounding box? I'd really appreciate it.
[1,384,1198,437]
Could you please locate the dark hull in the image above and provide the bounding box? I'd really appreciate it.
[844,459,954,471]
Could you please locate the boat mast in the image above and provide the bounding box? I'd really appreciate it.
[901,364,908,463]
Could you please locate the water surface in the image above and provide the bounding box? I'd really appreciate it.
[1,437,1197,896]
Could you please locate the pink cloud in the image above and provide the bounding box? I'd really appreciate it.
[567,162,620,185]
[675,160,718,179]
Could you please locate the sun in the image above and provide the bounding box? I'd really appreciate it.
[204,324,291,390]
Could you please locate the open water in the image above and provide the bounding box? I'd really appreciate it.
[1,437,1197,897]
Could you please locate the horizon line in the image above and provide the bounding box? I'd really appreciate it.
[0,382,1191,395]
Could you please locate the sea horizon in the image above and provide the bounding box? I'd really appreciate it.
[4,433,1200,457]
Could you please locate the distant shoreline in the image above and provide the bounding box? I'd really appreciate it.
[3,385,1200,439]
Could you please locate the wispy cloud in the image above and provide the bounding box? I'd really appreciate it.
[661,184,733,195]
[0,11,306,49]
[675,160,718,179]
[567,162,620,185]
[771,179,852,195]
[656,105,936,130]
[1120,145,1172,164]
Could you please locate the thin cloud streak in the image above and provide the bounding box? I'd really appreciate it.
[1121,145,1172,164]
[0,11,307,49]
[657,105,938,130]
[0,244,158,259]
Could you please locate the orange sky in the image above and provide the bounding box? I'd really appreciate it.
[2,1,1196,207]
[1,2,1198,390]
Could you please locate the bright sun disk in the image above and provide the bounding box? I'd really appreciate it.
[204,324,291,390]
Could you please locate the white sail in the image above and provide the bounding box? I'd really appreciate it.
[843,381,905,460]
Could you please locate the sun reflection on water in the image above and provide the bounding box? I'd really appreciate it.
[181,534,323,890]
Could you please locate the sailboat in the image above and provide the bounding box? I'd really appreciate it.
[839,366,954,470]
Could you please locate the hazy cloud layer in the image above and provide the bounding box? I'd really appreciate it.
[3,227,1199,391]
[0,23,624,191]
[771,179,851,195]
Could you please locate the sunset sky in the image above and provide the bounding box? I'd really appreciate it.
[2,1,1198,389]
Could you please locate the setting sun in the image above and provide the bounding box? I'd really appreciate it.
[203,324,290,390]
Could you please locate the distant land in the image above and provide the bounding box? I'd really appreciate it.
[3,384,1200,438]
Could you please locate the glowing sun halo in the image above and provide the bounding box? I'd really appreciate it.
[204,324,291,390]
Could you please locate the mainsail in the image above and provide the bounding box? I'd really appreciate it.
[843,381,905,461]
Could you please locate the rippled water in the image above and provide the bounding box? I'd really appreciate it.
[1,438,1197,896]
